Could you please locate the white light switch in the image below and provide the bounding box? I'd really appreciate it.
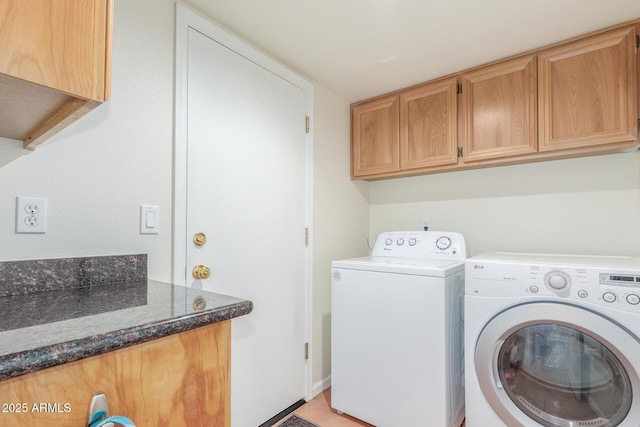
[146,210,156,228]
[140,205,159,234]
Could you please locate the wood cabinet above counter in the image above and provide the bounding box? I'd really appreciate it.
[0,0,113,150]
[351,20,640,180]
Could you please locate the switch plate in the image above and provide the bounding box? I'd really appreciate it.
[140,205,159,234]
[16,196,47,233]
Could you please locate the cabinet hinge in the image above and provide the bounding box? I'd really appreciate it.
[305,227,309,247]
[304,342,309,360]
[456,83,462,94]
[305,116,310,133]
[636,34,639,49]
[457,147,463,158]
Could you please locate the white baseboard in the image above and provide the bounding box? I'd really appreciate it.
[310,375,331,399]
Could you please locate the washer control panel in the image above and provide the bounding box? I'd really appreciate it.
[598,273,640,306]
[545,270,571,293]
[466,252,640,313]
[372,231,466,260]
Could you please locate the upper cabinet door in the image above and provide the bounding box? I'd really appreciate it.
[351,95,400,178]
[0,0,111,102]
[538,27,638,152]
[399,78,458,170]
[460,55,538,163]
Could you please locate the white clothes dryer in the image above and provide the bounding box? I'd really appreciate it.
[332,231,467,427]
[465,252,640,427]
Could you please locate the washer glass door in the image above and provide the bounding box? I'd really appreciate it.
[497,324,631,426]
[474,302,640,427]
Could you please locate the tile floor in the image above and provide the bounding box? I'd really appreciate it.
[278,388,466,427]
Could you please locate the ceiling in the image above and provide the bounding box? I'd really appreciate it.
[184,0,640,103]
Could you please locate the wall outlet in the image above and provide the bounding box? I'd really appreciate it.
[16,196,47,233]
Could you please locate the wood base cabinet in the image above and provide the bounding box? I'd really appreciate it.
[0,322,231,427]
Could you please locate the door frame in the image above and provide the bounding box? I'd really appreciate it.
[173,3,314,401]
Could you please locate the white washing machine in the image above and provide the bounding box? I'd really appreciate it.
[331,230,467,427]
[465,252,640,427]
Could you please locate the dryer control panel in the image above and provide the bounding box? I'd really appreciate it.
[372,231,466,260]
[466,252,640,312]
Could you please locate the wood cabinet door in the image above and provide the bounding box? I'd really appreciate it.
[0,323,231,427]
[538,26,638,152]
[400,78,458,170]
[351,95,399,178]
[460,55,538,163]
[0,0,111,101]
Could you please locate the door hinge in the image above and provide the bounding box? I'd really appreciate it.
[456,83,462,94]
[304,342,309,360]
[304,227,309,247]
[457,147,463,158]
[305,116,310,133]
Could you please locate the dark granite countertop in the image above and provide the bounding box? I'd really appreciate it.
[0,279,253,381]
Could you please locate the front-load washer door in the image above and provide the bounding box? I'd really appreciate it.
[474,302,640,427]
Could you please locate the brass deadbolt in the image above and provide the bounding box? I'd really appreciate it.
[192,264,211,280]
[193,232,207,247]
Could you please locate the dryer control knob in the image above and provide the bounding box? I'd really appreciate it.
[545,271,571,292]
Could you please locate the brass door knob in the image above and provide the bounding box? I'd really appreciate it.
[192,264,211,280]
[193,232,207,247]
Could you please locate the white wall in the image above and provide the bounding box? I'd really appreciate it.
[0,0,176,280]
[312,84,370,391]
[369,153,640,258]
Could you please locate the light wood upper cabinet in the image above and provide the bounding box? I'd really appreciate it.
[350,20,639,180]
[400,78,458,170]
[351,95,399,178]
[538,26,638,152]
[460,55,538,162]
[0,0,113,149]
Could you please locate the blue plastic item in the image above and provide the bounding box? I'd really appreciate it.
[89,414,136,427]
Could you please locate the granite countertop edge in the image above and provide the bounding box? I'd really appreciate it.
[0,299,253,381]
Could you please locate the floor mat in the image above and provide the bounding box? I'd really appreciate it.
[277,414,320,427]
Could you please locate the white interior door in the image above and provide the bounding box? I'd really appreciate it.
[174,6,312,426]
